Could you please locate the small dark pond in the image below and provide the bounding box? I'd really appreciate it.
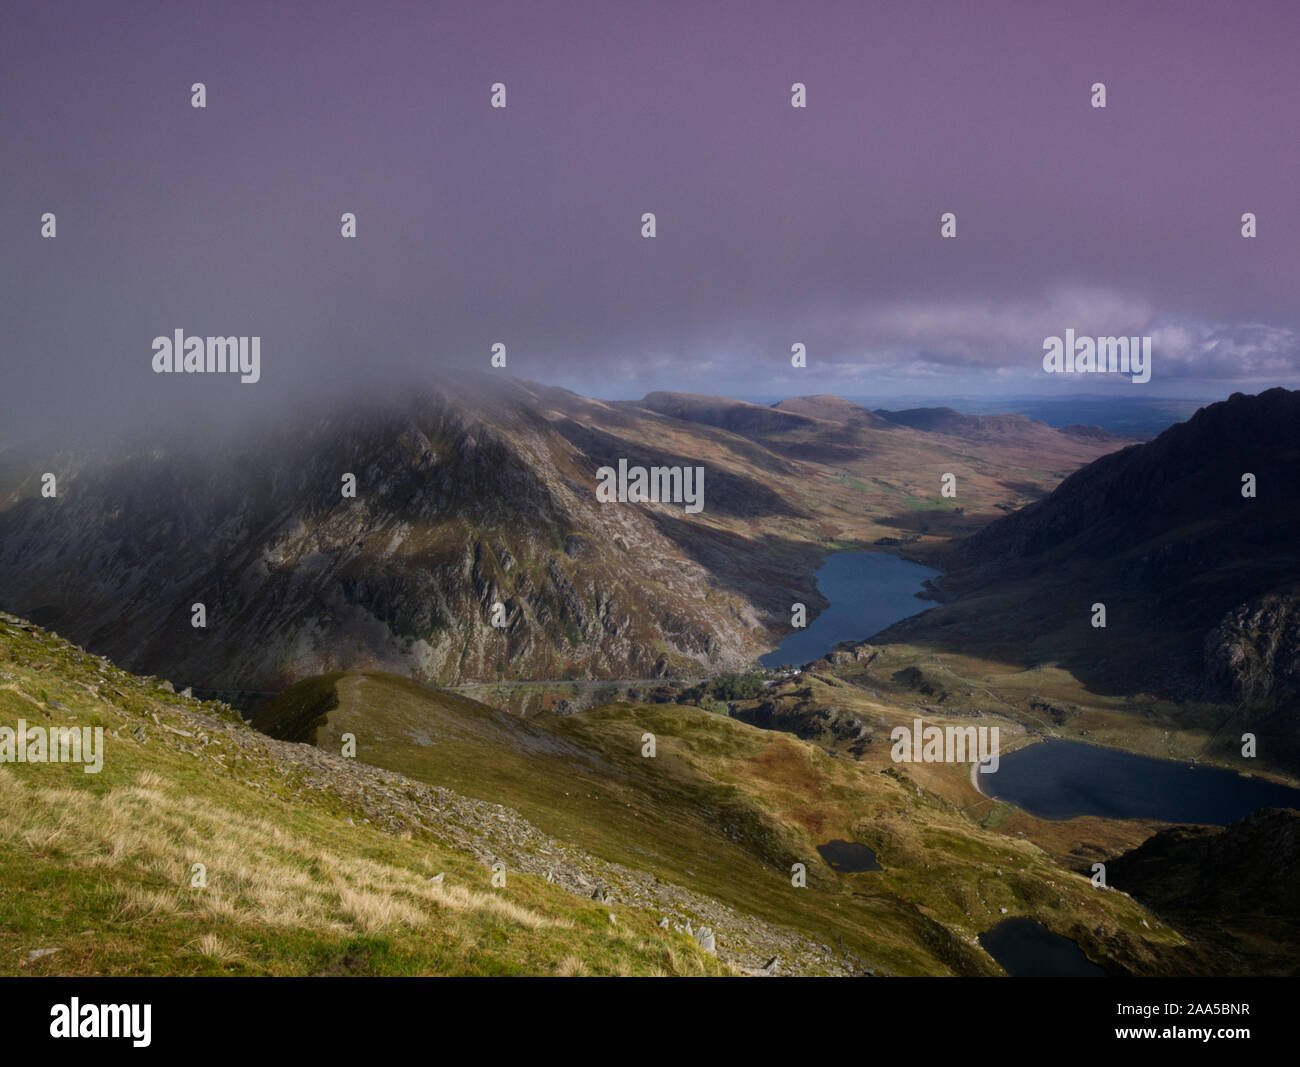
[816,839,882,872]
[979,917,1107,977]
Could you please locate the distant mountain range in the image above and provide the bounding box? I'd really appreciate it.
[873,406,1119,444]
[725,394,1209,439]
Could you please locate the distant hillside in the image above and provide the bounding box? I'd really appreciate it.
[874,406,1127,449]
[772,395,899,429]
[633,391,815,435]
[845,395,1202,439]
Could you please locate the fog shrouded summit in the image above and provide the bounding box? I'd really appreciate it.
[4,0,1300,445]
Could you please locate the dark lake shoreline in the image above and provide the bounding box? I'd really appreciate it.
[975,735,1300,826]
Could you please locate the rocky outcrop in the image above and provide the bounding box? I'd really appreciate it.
[1204,585,1300,703]
[819,642,882,669]
[0,378,775,689]
[732,689,880,752]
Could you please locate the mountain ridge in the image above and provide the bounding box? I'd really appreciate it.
[0,376,1125,693]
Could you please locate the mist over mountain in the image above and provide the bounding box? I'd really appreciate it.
[7,0,1300,998]
[0,377,768,690]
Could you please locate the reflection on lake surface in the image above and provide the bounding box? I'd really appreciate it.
[760,551,939,668]
[977,738,1300,825]
[979,917,1106,977]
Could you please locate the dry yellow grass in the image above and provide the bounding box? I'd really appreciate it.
[187,934,244,964]
[0,766,556,940]
[554,954,587,976]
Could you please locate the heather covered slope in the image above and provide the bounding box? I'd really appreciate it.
[9,611,1293,977]
[0,611,1191,978]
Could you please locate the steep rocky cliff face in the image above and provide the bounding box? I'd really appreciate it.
[1204,585,1300,704]
[0,378,776,689]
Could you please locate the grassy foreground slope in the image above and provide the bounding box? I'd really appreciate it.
[0,613,725,976]
[255,669,1198,976]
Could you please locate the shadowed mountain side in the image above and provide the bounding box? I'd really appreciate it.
[950,389,1300,575]
[870,388,1300,768]
[647,515,832,625]
[1106,808,1300,976]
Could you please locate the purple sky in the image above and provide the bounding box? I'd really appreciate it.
[3,0,1299,439]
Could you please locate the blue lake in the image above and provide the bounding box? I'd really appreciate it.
[759,551,940,668]
[976,737,1300,825]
